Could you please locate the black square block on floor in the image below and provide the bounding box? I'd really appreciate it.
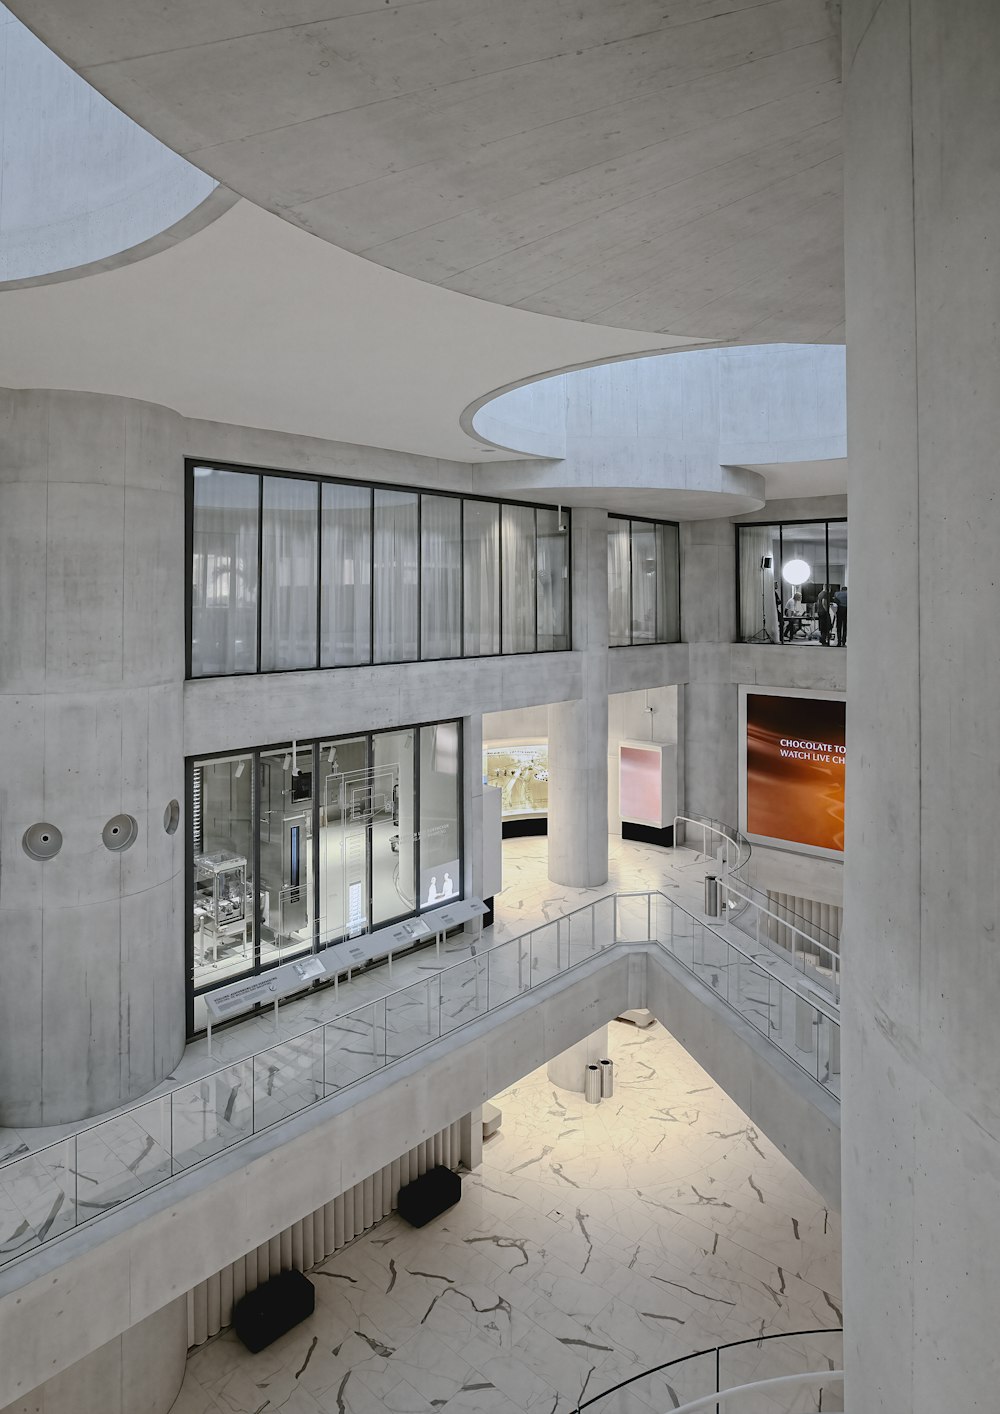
[233,1269,316,1353]
[397,1165,462,1228]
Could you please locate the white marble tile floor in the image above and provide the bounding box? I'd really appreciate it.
[172,1018,842,1413]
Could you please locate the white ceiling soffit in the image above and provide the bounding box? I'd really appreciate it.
[6,0,844,345]
[0,200,695,462]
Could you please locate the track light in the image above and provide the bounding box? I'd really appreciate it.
[234,759,246,778]
[282,753,292,771]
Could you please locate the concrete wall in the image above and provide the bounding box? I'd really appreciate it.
[0,5,217,285]
[0,390,186,1125]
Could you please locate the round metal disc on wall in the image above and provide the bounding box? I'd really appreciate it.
[103,813,138,851]
[163,799,180,835]
[22,822,63,860]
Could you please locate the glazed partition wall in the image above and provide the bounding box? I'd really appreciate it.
[189,464,570,678]
[188,719,462,1035]
[736,519,848,645]
[608,515,681,646]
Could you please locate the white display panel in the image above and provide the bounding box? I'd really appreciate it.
[618,740,676,829]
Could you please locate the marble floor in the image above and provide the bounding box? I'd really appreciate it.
[0,837,840,1265]
[170,1019,843,1414]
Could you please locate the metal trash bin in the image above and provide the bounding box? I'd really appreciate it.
[600,1059,614,1098]
[584,1064,601,1104]
[704,873,720,917]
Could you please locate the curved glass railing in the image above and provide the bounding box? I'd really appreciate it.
[0,889,839,1269]
[577,1328,843,1414]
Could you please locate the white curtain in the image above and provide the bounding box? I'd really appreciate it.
[501,505,537,653]
[536,507,568,650]
[321,483,371,666]
[463,501,500,655]
[191,468,260,676]
[630,521,657,643]
[420,495,462,658]
[739,526,780,641]
[373,490,419,662]
[260,476,318,671]
[607,519,631,645]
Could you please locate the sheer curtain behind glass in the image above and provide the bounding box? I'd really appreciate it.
[463,500,500,655]
[501,505,536,653]
[421,495,462,658]
[191,468,259,676]
[607,518,631,646]
[655,522,680,642]
[630,520,657,644]
[739,525,780,641]
[535,507,569,650]
[260,476,318,671]
[373,490,418,663]
[321,483,372,666]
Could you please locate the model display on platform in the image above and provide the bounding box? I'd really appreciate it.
[484,742,549,818]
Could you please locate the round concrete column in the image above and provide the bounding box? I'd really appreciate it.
[548,508,608,887]
[843,3,1000,1409]
[0,389,186,1125]
[547,1026,609,1093]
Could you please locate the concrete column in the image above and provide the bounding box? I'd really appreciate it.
[546,1025,609,1093]
[680,519,738,825]
[0,389,186,1125]
[548,508,608,886]
[842,4,1000,1410]
[0,1296,187,1414]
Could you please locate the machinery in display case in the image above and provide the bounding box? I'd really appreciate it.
[194,850,250,963]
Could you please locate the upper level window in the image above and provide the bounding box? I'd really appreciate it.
[737,519,848,646]
[608,516,681,646]
[188,463,571,678]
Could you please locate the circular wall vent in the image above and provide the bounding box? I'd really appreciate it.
[22,822,63,860]
[103,814,138,851]
[164,799,180,835]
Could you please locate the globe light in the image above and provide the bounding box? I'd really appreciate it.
[782,558,811,586]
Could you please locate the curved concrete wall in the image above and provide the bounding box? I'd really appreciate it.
[0,390,186,1125]
[0,5,217,285]
[472,345,846,518]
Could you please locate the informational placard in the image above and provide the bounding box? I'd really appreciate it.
[739,687,846,856]
[203,953,330,1021]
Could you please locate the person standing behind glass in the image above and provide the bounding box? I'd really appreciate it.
[817,587,833,646]
[834,585,848,645]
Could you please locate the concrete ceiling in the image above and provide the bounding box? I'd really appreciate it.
[0,198,690,462]
[7,0,844,344]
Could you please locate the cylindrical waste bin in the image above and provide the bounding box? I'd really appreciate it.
[704,873,720,917]
[600,1059,614,1098]
[584,1064,601,1104]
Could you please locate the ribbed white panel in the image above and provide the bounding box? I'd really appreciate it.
[186,1119,462,1347]
[765,892,843,957]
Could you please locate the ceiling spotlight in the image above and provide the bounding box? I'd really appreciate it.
[328,746,338,768]
[234,759,246,779]
[782,558,811,586]
[282,753,292,771]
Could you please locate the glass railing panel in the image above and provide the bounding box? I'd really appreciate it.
[728,947,777,1039]
[720,1330,843,1413]
[385,979,437,1062]
[438,955,487,1036]
[0,1141,77,1256]
[252,1029,324,1130]
[582,1350,717,1414]
[171,1060,254,1171]
[816,1011,841,1097]
[324,1001,385,1093]
[567,905,596,965]
[615,892,651,943]
[77,1097,172,1213]
[486,935,527,1006]
[592,893,616,948]
[528,920,562,984]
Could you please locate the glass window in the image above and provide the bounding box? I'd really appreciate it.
[630,520,658,644]
[463,500,500,656]
[371,728,416,925]
[191,467,259,676]
[260,476,318,671]
[419,722,461,909]
[655,521,681,642]
[778,521,826,644]
[737,519,847,646]
[535,507,569,651]
[608,518,631,647]
[191,755,256,992]
[373,490,419,663]
[321,483,372,667]
[318,736,369,944]
[501,504,536,653]
[420,495,462,659]
[258,744,316,966]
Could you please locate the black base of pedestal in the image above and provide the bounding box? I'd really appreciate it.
[482,896,495,927]
[397,1166,462,1228]
[622,821,674,847]
[233,1269,315,1353]
[502,817,547,838]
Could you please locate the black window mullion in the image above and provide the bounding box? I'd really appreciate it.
[252,749,262,976]
[369,489,376,666]
[416,494,423,663]
[255,476,264,672]
[315,482,323,669]
[459,499,466,659]
[533,507,539,652]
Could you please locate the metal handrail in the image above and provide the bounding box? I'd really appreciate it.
[723,880,841,974]
[575,1327,843,1413]
[0,889,839,1267]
